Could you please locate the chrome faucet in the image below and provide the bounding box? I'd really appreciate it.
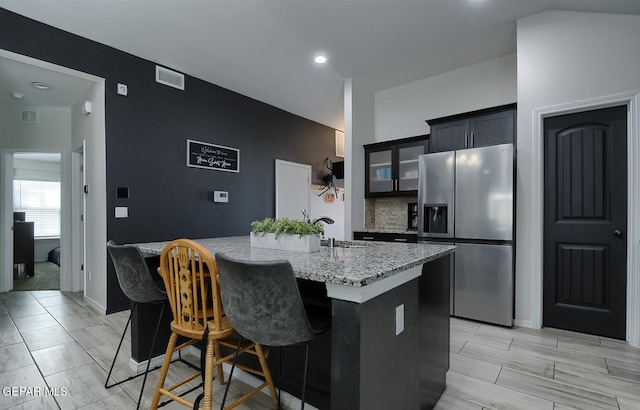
[302,209,334,225]
[311,216,335,225]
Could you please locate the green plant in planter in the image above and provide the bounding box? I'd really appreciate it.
[250,217,324,238]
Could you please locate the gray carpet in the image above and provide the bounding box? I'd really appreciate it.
[14,262,60,291]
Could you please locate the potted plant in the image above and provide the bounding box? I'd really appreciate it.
[250,217,324,252]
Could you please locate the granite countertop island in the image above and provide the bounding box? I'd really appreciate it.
[134,236,454,410]
[136,236,453,288]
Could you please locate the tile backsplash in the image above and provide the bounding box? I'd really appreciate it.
[365,197,418,230]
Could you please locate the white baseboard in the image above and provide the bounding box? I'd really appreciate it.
[83,295,106,315]
[128,345,199,372]
[514,319,536,329]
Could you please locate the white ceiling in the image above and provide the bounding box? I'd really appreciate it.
[2,0,640,130]
[0,56,95,108]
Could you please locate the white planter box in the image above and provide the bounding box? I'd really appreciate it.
[250,232,321,252]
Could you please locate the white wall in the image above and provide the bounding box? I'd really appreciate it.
[344,77,376,238]
[71,82,107,309]
[35,238,60,262]
[516,10,640,344]
[372,10,640,345]
[374,54,517,142]
[310,186,344,240]
[0,106,71,148]
[0,106,70,292]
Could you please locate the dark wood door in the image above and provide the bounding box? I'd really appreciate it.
[543,105,627,339]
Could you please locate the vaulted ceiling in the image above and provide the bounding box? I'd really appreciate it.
[2,0,640,130]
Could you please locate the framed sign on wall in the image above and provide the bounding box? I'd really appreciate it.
[187,139,240,173]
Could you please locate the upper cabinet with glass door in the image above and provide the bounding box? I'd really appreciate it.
[365,135,428,198]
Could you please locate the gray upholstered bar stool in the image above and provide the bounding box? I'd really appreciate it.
[105,240,168,410]
[215,252,330,410]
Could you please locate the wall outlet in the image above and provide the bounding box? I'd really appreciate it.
[88,271,92,281]
[395,304,405,335]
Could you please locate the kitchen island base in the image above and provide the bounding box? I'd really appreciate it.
[330,255,450,410]
[131,237,453,409]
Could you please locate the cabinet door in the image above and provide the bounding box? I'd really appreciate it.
[353,232,418,243]
[430,120,468,152]
[397,142,425,192]
[367,149,394,194]
[469,110,514,147]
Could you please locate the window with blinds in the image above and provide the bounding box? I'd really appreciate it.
[13,180,61,238]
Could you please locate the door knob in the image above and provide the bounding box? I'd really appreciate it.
[614,229,623,238]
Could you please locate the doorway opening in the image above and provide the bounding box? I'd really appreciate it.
[12,152,62,290]
[0,49,104,296]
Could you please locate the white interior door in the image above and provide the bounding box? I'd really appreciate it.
[275,159,310,220]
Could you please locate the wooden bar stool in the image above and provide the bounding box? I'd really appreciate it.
[150,239,278,410]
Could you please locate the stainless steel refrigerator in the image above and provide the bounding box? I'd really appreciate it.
[418,143,514,326]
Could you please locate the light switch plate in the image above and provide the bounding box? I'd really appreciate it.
[115,206,128,218]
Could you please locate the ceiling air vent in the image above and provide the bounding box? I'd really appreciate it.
[21,110,39,123]
[156,66,185,90]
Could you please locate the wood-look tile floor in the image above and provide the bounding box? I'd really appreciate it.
[1,290,639,409]
[439,318,640,410]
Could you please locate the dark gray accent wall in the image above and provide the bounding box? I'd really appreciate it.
[0,9,341,311]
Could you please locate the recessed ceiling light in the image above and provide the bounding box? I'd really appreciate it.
[31,82,52,90]
[11,92,24,99]
[314,55,328,64]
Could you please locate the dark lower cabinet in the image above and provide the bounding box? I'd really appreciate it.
[353,231,418,243]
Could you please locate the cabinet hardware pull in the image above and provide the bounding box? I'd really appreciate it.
[393,238,408,242]
[363,236,375,240]
[471,132,475,146]
[465,133,469,148]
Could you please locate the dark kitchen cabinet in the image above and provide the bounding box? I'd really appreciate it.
[428,104,516,153]
[365,135,427,198]
[353,231,418,243]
